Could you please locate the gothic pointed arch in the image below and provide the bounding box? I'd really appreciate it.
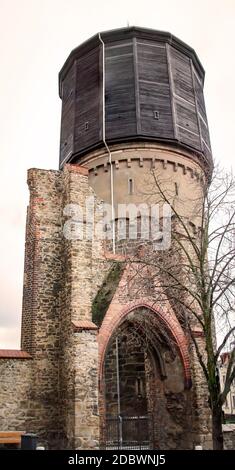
[98,300,191,389]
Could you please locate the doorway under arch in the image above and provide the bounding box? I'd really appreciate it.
[100,306,193,449]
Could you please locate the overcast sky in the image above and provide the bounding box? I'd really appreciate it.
[0,0,234,348]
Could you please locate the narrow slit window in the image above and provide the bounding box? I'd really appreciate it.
[136,377,143,398]
[128,177,134,195]
[175,182,179,196]
[85,121,89,131]
[154,110,160,120]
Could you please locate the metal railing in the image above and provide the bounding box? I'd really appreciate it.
[103,415,153,450]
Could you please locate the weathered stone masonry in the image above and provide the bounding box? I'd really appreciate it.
[0,353,32,434]
[0,26,217,449]
[0,164,105,449]
[0,154,213,449]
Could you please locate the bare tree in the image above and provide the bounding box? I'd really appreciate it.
[116,165,235,450]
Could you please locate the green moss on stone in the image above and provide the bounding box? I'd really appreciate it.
[92,262,124,327]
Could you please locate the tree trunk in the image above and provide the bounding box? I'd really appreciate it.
[212,406,224,450]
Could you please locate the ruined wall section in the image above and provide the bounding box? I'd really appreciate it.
[59,165,106,449]
[0,357,32,433]
[20,168,64,447]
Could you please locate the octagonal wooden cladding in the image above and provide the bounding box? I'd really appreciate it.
[59,27,212,170]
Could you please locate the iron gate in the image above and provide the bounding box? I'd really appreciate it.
[103,415,153,449]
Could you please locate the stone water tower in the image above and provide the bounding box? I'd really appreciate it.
[59,26,212,448]
[0,27,213,450]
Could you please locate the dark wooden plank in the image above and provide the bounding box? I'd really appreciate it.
[137,40,168,84]
[99,43,104,141]
[170,46,195,105]
[74,46,101,153]
[59,61,76,166]
[105,41,136,138]
[191,64,211,155]
[200,117,211,150]
[105,42,133,59]
[175,100,201,149]
[133,37,141,134]
[169,45,203,151]
[137,42,173,139]
[139,81,174,137]
[191,59,203,152]
[192,66,207,121]
[166,43,178,139]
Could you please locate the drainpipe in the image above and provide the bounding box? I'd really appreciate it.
[98,33,116,254]
[115,336,122,446]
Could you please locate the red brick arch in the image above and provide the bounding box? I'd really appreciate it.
[98,299,191,388]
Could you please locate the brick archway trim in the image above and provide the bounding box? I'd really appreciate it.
[98,300,191,388]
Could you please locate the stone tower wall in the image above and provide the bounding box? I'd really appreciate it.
[19,164,109,449]
[0,145,212,449]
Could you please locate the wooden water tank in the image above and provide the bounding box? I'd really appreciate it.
[59,27,212,170]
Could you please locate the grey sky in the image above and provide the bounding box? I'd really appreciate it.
[0,0,234,348]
